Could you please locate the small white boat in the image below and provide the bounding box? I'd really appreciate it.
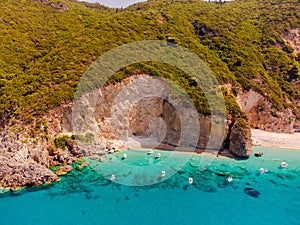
[147,150,154,155]
[122,153,127,160]
[155,153,161,158]
[161,171,166,177]
[227,176,233,182]
[260,168,265,173]
[280,162,288,167]
[110,174,116,180]
[189,177,193,184]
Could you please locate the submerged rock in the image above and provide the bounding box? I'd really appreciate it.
[77,161,90,170]
[244,187,260,198]
[55,165,73,176]
[99,155,106,162]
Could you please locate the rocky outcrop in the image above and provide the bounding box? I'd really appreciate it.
[0,115,81,189]
[0,155,59,189]
[55,165,73,176]
[77,161,89,170]
[236,90,295,133]
[49,2,69,11]
[0,125,57,189]
[282,28,300,55]
[35,0,69,12]
[229,118,252,158]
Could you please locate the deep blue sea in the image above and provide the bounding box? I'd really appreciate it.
[1,147,300,225]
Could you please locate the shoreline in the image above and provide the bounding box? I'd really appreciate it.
[122,142,239,159]
[2,129,299,193]
[122,129,300,158]
[2,130,299,192]
[251,129,300,151]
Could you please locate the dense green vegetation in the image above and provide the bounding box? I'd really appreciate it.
[0,0,299,124]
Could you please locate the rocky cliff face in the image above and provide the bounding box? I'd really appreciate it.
[236,90,295,133]
[0,104,83,190]
[71,75,250,156]
[0,75,253,189]
[0,127,58,189]
[229,118,252,158]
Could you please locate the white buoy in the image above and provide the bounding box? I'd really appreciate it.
[147,150,154,155]
[227,176,233,182]
[189,177,193,184]
[280,162,288,167]
[110,174,116,180]
[122,153,127,160]
[156,153,161,158]
[162,171,166,177]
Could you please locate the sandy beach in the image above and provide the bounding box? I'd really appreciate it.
[251,129,300,150]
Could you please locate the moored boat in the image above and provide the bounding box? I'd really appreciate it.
[254,152,264,157]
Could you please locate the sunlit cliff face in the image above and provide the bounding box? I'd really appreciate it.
[69,75,227,150]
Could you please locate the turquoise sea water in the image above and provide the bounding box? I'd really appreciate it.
[1,147,300,225]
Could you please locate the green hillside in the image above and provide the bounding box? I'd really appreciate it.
[0,0,300,124]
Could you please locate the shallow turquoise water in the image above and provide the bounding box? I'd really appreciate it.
[1,147,300,225]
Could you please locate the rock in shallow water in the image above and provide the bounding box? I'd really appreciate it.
[244,187,260,198]
[55,165,73,176]
[77,161,90,170]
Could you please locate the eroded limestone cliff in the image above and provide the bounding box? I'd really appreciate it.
[71,75,250,156]
[0,75,253,189]
[237,90,295,133]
